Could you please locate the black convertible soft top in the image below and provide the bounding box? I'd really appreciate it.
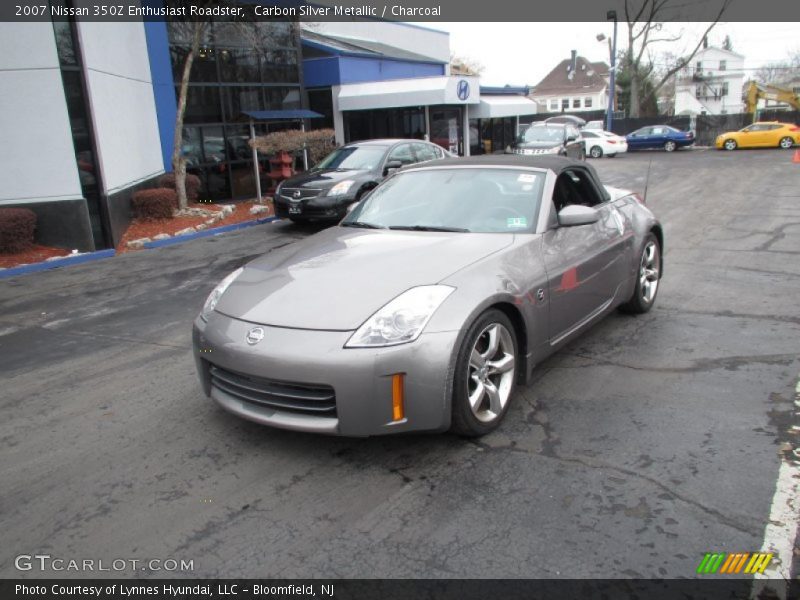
[408,153,588,174]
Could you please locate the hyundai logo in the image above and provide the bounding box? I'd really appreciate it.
[245,327,265,345]
[293,190,302,199]
[457,80,470,101]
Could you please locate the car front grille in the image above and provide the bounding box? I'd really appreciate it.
[280,188,322,201]
[209,364,336,416]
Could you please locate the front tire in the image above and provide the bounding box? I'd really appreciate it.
[590,145,603,159]
[664,140,677,152]
[723,139,737,151]
[450,310,518,437]
[620,233,661,314]
[779,136,794,149]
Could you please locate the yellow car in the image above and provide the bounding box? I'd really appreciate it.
[716,122,800,150]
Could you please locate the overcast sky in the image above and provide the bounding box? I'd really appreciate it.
[417,22,799,86]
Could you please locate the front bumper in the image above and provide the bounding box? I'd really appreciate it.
[193,312,460,436]
[273,193,352,221]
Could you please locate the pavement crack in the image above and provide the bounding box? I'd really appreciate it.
[548,453,762,537]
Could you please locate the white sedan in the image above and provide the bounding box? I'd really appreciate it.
[582,130,628,158]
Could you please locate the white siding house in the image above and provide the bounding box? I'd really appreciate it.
[674,47,745,115]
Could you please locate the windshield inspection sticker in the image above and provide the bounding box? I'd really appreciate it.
[507,217,527,228]
[517,174,537,183]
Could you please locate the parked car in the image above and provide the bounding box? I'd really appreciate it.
[626,125,694,152]
[582,130,628,158]
[544,115,587,128]
[715,122,800,150]
[510,123,585,160]
[585,120,605,130]
[273,139,449,223]
[194,155,663,437]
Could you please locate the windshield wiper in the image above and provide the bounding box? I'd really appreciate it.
[388,225,470,233]
[341,221,386,229]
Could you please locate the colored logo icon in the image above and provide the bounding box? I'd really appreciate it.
[457,80,470,101]
[696,552,773,574]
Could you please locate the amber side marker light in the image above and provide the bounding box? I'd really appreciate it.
[392,374,405,421]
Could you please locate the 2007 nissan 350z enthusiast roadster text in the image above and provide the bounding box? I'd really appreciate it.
[193,155,663,437]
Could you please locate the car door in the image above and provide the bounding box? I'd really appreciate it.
[381,143,417,178]
[628,127,650,149]
[542,168,630,343]
[649,126,668,148]
[740,124,767,147]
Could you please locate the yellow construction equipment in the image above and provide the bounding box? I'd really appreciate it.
[745,81,800,120]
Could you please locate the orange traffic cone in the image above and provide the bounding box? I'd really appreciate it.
[794,149,800,164]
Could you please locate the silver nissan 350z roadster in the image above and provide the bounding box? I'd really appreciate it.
[193,155,663,437]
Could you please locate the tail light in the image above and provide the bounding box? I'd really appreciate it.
[789,127,799,132]
[608,140,617,144]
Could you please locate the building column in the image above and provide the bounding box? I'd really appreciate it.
[424,105,431,141]
[331,85,345,145]
[462,105,470,156]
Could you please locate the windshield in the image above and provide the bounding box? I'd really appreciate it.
[521,125,565,143]
[314,146,387,170]
[343,168,545,233]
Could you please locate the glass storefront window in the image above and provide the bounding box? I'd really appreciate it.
[181,86,222,123]
[218,48,260,83]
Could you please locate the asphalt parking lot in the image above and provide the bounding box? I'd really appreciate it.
[1,148,799,581]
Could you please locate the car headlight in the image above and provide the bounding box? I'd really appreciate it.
[547,146,561,154]
[274,181,283,197]
[345,285,455,348]
[200,267,243,322]
[327,180,355,196]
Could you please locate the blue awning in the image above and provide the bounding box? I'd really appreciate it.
[243,110,324,121]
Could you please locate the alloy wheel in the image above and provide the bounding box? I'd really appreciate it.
[724,139,737,151]
[639,241,660,305]
[664,141,676,152]
[780,137,794,149]
[590,146,603,158]
[466,323,515,423]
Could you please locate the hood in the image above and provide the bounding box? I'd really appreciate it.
[281,168,367,190]
[214,227,513,330]
[514,140,563,149]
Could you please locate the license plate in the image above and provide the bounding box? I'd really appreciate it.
[288,206,302,215]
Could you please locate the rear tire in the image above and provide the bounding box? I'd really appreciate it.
[590,145,603,158]
[620,233,661,314]
[450,310,518,437]
[723,139,737,151]
[664,140,677,152]
[779,136,794,149]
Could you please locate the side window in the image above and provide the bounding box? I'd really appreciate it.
[412,143,437,163]
[769,124,783,130]
[386,143,416,166]
[432,145,445,159]
[651,127,664,135]
[582,131,596,138]
[553,169,604,211]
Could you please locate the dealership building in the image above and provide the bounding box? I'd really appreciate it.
[0,7,537,252]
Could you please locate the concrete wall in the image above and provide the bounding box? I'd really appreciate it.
[0,22,84,206]
[76,21,164,196]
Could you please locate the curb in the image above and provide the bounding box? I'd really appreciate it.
[141,216,279,250]
[0,249,116,280]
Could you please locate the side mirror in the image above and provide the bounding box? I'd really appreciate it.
[383,160,403,175]
[558,205,600,227]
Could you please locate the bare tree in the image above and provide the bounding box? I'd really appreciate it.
[622,0,731,117]
[450,54,484,76]
[171,20,209,210]
[754,50,800,85]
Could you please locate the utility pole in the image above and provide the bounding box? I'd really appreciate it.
[606,10,618,132]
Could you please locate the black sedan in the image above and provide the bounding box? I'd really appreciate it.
[509,123,585,160]
[626,125,694,152]
[273,139,449,223]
